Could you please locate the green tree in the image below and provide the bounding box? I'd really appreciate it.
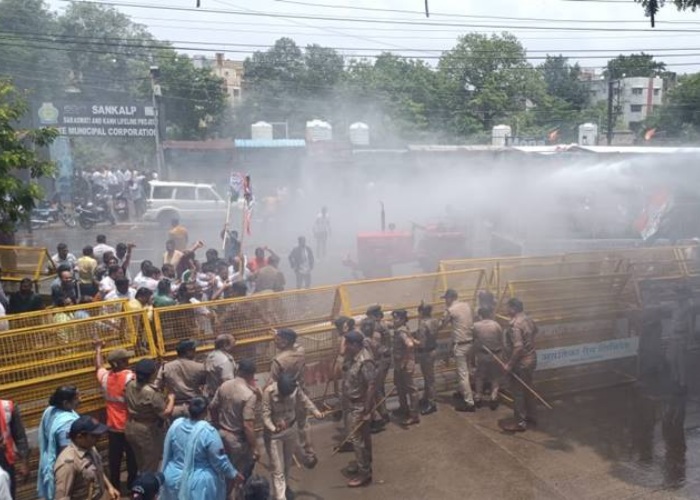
[539,56,589,111]
[437,33,544,134]
[58,2,155,99]
[236,38,345,137]
[0,80,57,232]
[0,0,67,99]
[644,72,700,142]
[342,53,445,142]
[604,53,667,80]
[635,1,700,26]
[153,51,229,140]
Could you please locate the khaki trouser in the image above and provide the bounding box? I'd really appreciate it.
[474,352,502,402]
[454,342,474,405]
[512,359,537,425]
[416,350,436,404]
[295,399,315,461]
[394,360,419,419]
[344,403,372,478]
[220,429,254,500]
[374,356,391,419]
[264,427,298,500]
[125,420,164,474]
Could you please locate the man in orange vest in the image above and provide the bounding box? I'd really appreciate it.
[0,398,29,499]
[95,341,137,493]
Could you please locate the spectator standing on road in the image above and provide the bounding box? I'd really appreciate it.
[312,206,331,260]
[288,236,314,289]
[168,219,189,252]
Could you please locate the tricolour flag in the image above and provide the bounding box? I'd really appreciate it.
[229,172,244,202]
[242,174,254,235]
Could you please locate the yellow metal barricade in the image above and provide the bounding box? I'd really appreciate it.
[497,273,634,323]
[152,286,340,357]
[0,245,54,292]
[0,308,157,426]
[336,269,487,317]
[5,299,127,331]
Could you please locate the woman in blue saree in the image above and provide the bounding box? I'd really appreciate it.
[161,397,243,500]
[37,386,81,500]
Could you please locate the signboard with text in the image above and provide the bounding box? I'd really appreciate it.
[34,101,157,138]
[537,337,639,371]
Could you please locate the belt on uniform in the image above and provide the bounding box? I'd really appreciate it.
[455,340,473,345]
[129,416,160,424]
[415,348,436,353]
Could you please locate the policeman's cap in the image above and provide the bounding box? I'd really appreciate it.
[366,305,383,318]
[344,331,364,346]
[176,339,197,355]
[70,415,108,436]
[391,309,408,320]
[107,348,134,364]
[133,358,158,376]
[238,358,257,376]
[131,472,164,500]
[441,289,458,300]
[276,328,297,344]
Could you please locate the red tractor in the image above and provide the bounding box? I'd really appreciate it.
[353,208,469,279]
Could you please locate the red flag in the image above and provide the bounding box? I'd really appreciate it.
[547,129,560,143]
[644,128,657,141]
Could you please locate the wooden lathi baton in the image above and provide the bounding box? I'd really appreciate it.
[331,386,397,456]
[482,345,553,410]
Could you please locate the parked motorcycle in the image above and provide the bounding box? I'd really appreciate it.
[113,190,130,222]
[30,194,77,228]
[76,194,116,229]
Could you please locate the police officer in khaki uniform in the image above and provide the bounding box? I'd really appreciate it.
[125,359,175,474]
[365,306,391,428]
[414,303,439,415]
[269,329,317,467]
[154,339,206,418]
[391,309,420,426]
[210,359,260,499]
[473,307,505,410]
[262,373,322,500]
[54,416,120,500]
[441,289,475,412]
[500,298,538,432]
[341,331,376,488]
[204,334,237,397]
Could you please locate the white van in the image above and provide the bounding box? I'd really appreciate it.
[143,181,228,226]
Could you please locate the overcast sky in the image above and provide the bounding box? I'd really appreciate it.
[45,0,700,74]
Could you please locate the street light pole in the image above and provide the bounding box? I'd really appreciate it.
[606,78,614,146]
[150,66,166,178]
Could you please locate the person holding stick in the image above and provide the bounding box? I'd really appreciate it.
[340,331,376,488]
[500,298,539,433]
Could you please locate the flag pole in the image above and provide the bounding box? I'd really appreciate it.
[237,174,251,281]
[222,196,232,252]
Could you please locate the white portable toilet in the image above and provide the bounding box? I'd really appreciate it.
[578,123,598,146]
[492,124,512,147]
[349,122,370,146]
[251,121,273,140]
[306,119,333,142]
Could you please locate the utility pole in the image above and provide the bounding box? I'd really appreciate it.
[150,66,166,178]
[606,78,614,146]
